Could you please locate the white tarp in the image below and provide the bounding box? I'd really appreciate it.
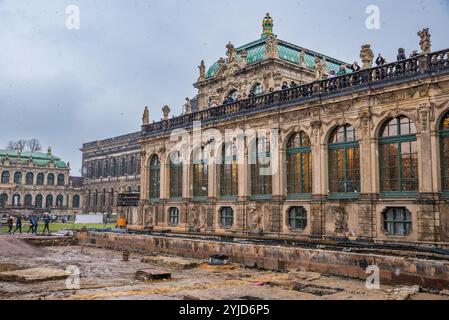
[75,214,104,224]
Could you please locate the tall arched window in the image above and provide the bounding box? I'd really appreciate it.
[12,194,20,207]
[379,116,418,194]
[24,194,33,207]
[94,190,99,206]
[56,195,64,208]
[121,158,127,176]
[14,172,22,184]
[72,195,80,208]
[1,171,10,184]
[192,147,208,199]
[47,173,55,186]
[105,159,110,177]
[439,112,449,193]
[250,83,263,96]
[250,138,272,199]
[111,159,117,177]
[35,194,43,209]
[57,174,65,186]
[110,188,114,206]
[169,151,183,199]
[149,155,161,201]
[220,143,238,198]
[0,193,8,208]
[286,131,312,197]
[102,188,106,206]
[26,172,34,185]
[130,155,135,175]
[45,194,53,209]
[329,124,360,196]
[37,173,44,185]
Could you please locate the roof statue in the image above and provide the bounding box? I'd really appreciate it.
[262,13,273,37]
[142,106,150,125]
[418,28,431,54]
[198,60,206,82]
[226,42,237,63]
[47,146,52,155]
[360,44,374,69]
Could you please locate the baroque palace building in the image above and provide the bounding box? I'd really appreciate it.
[81,131,141,214]
[0,148,83,217]
[132,15,449,245]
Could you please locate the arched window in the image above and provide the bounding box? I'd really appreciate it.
[169,152,183,199]
[94,190,99,206]
[130,155,135,175]
[47,173,55,186]
[220,143,238,198]
[382,207,412,236]
[169,207,180,226]
[286,131,312,197]
[439,112,449,192]
[12,194,20,207]
[121,158,127,176]
[24,194,33,207]
[111,159,117,177]
[220,207,234,228]
[14,172,22,184]
[72,195,80,208]
[36,173,44,186]
[0,193,8,207]
[45,195,53,209]
[329,125,360,195]
[105,159,110,177]
[149,155,161,201]
[225,89,239,103]
[250,83,263,96]
[56,195,64,208]
[26,172,34,185]
[127,186,132,193]
[287,207,308,230]
[379,116,418,194]
[250,138,272,199]
[35,194,43,209]
[1,171,10,184]
[102,189,106,206]
[110,188,115,206]
[57,174,65,186]
[192,148,208,199]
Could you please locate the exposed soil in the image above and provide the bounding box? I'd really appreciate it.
[0,235,448,300]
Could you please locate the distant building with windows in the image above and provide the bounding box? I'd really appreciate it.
[80,131,141,214]
[0,148,83,217]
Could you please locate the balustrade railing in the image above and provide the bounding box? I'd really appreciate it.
[143,48,449,136]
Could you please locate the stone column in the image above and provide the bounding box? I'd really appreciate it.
[160,156,168,200]
[310,120,325,237]
[139,151,147,202]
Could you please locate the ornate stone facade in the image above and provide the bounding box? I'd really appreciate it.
[0,149,83,218]
[128,17,449,247]
[81,131,141,214]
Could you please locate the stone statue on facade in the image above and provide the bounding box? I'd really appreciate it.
[314,57,326,79]
[300,50,306,67]
[226,42,237,63]
[418,28,431,54]
[183,97,192,114]
[162,105,171,120]
[249,206,263,233]
[265,34,278,59]
[142,106,150,125]
[240,49,248,66]
[198,60,206,81]
[360,44,374,69]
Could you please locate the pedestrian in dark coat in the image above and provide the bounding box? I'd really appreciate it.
[7,216,13,234]
[13,216,22,234]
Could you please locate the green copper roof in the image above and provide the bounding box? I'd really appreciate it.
[205,37,351,79]
[0,150,68,169]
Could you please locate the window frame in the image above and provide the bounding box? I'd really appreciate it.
[168,207,180,226]
[287,206,308,231]
[382,207,412,236]
[149,155,161,202]
[220,207,234,228]
[286,131,312,199]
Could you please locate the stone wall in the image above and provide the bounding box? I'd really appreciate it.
[78,231,449,290]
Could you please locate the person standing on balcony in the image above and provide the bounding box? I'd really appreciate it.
[410,50,419,58]
[397,48,407,61]
[376,54,386,66]
[352,61,361,72]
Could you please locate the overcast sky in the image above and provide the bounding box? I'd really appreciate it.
[0,0,448,175]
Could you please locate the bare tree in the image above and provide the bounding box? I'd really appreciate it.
[27,139,42,152]
[6,141,17,150]
[15,139,27,152]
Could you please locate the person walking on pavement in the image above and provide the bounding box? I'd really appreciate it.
[7,215,13,234]
[42,213,51,235]
[34,215,40,234]
[13,215,22,234]
[26,215,35,234]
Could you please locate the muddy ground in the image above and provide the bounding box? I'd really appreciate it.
[0,236,448,300]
